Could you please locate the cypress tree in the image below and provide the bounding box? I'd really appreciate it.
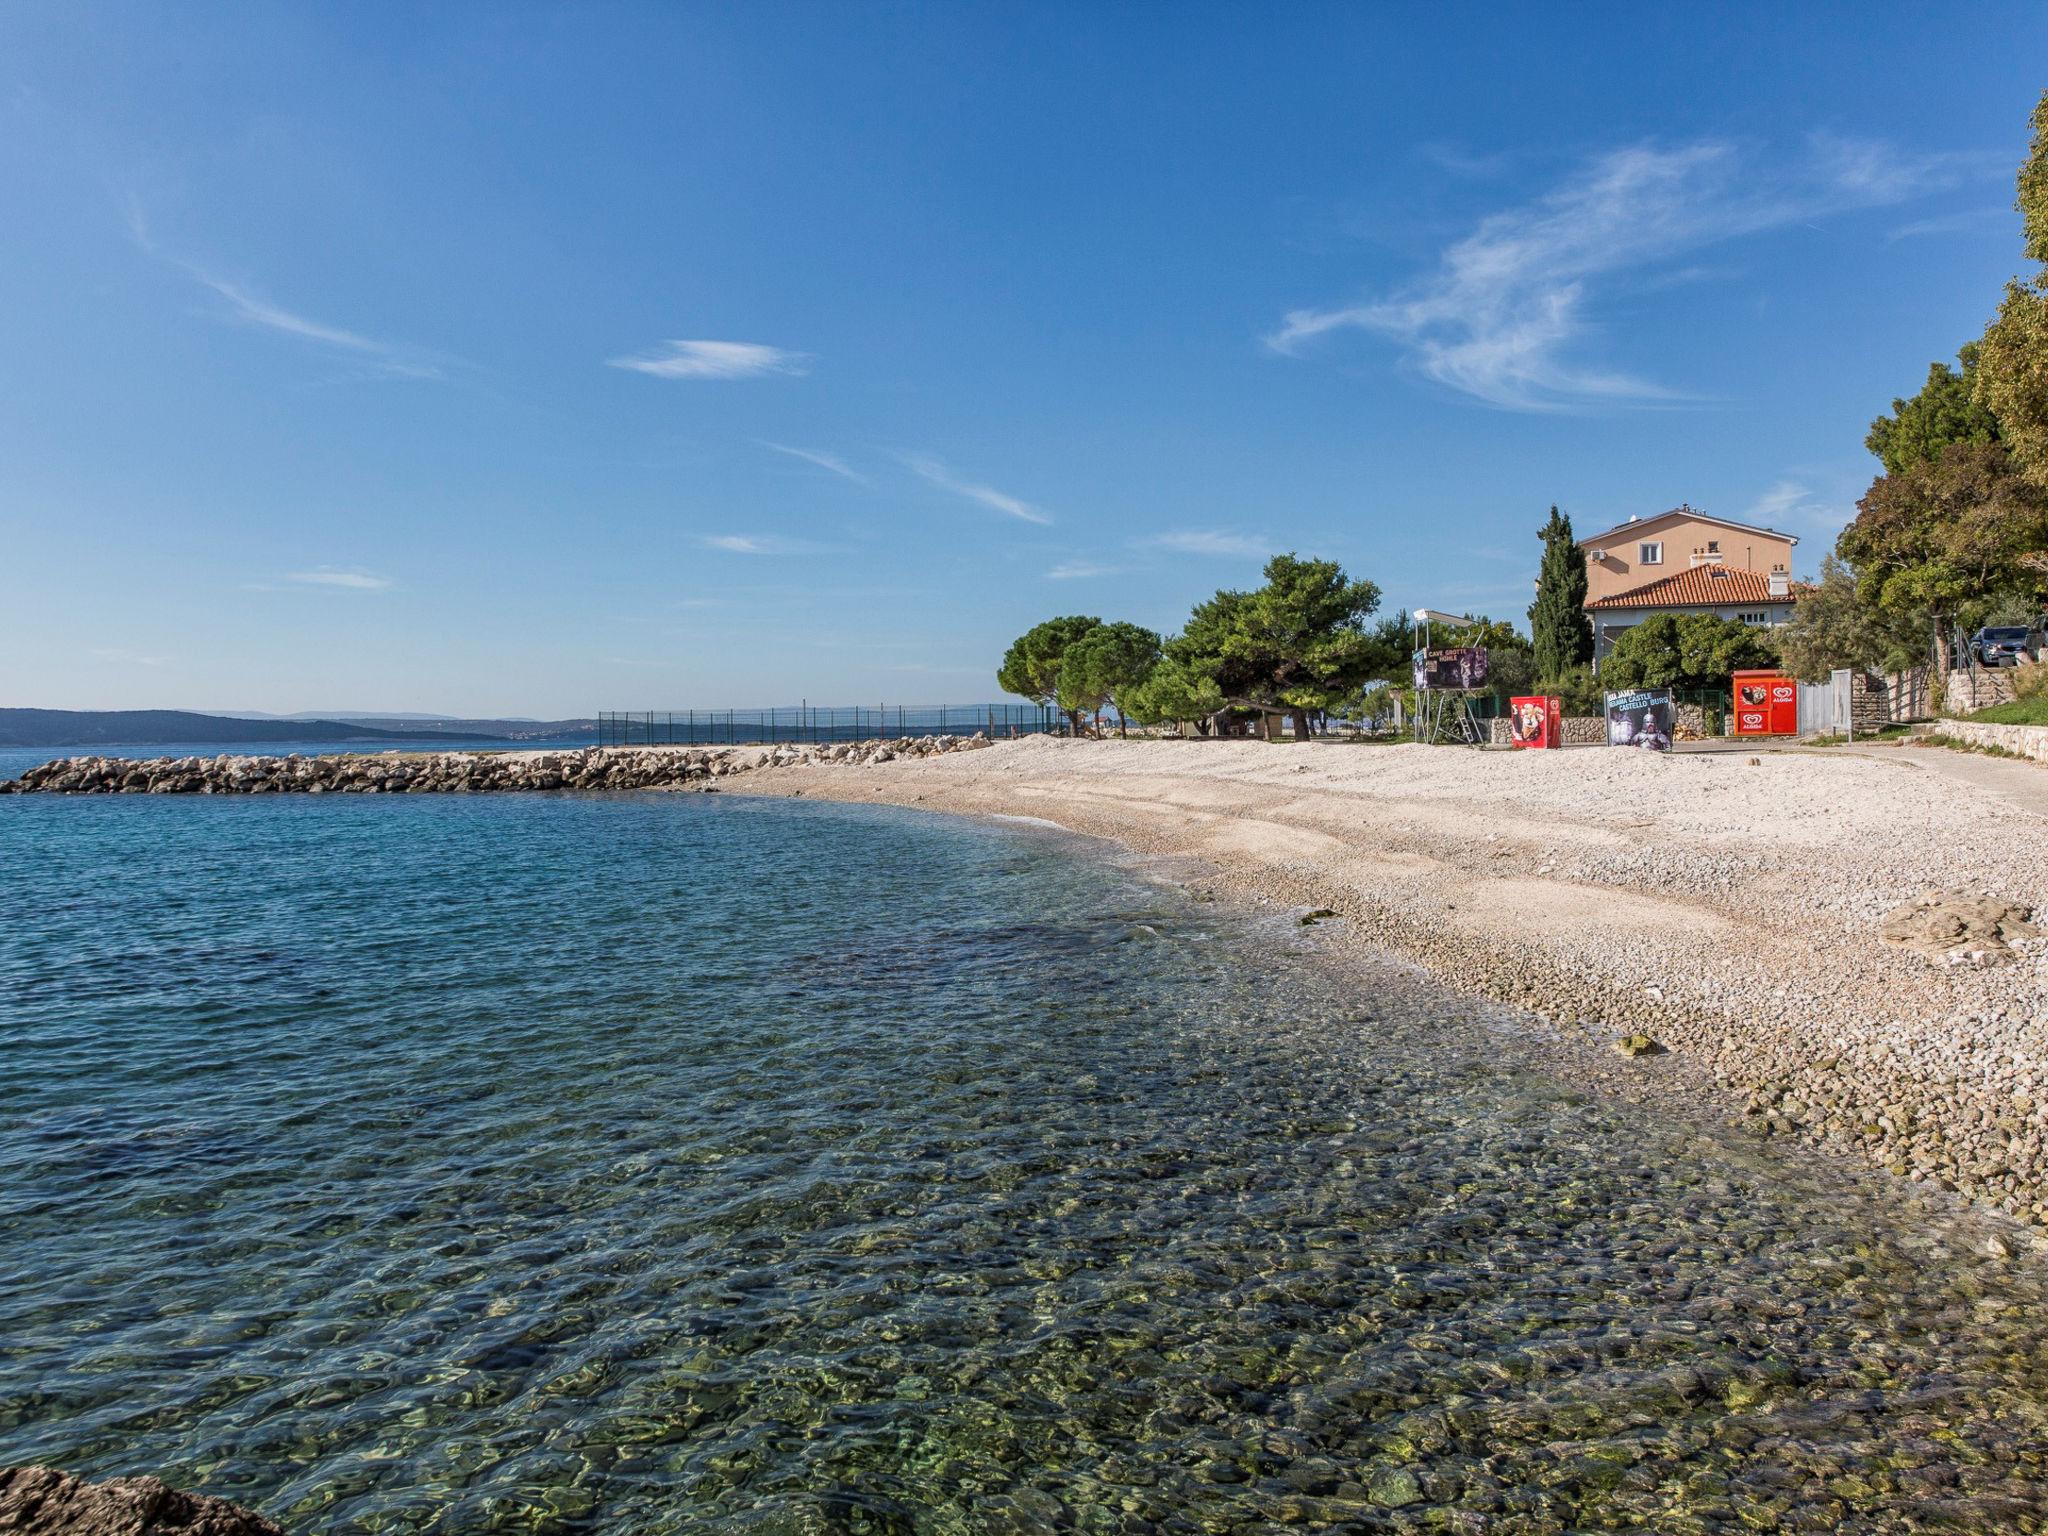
[1527,506,1593,677]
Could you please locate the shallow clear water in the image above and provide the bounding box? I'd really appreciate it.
[1,792,2044,1534]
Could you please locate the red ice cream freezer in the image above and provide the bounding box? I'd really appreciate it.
[1732,670,1797,736]
[1508,695,1562,749]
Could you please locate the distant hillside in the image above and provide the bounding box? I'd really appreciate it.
[0,709,512,749]
[309,716,597,740]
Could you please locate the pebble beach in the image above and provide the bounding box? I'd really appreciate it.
[738,735,2048,1238]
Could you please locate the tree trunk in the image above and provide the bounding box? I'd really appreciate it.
[1288,708,1312,741]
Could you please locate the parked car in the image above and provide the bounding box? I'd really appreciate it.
[1972,625,2042,667]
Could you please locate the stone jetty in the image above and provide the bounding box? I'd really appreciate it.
[0,735,990,795]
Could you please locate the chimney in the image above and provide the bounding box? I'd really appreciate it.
[1768,571,1789,598]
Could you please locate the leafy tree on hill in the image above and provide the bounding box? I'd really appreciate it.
[1527,506,1592,676]
[1059,621,1162,735]
[997,615,1100,731]
[1599,613,1779,694]
[1172,554,1384,739]
[1866,344,2001,476]
[1835,441,2048,670]
[1777,554,1926,680]
[1977,90,2048,487]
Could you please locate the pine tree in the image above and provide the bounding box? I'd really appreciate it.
[1527,506,1592,678]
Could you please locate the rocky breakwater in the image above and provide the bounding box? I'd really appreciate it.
[0,735,990,796]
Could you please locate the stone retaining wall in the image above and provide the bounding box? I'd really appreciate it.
[1930,719,2048,763]
[1487,716,1610,746]
[0,736,990,795]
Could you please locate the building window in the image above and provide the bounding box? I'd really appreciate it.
[1639,541,1663,565]
[1707,540,1719,553]
[1737,611,1767,625]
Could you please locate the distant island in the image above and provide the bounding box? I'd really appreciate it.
[0,709,595,749]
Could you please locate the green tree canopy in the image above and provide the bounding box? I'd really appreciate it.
[1775,554,1922,680]
[1123,652,1224,732]
[1834,441,2048,665]
[1527,506,1593,676]
[1977,90,2048,486]
[1600,613,1779,693]
[1172,554,1384,737]
[1867,344,2001,476]
[997,615,1100,726]
[1058,620,1162,734]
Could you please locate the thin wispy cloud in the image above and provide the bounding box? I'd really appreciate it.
[1744,479,1812,526]
[1269,134,2000,411]
[699,534,825,555]
[1417,142,1515,179]
[285,567,394,591]
[757,441,868,484]
[1887,206,2009,242]
[1743,474,1856,535]
[1047,561,1116,580]
[127,200,444,379]
[609,340,810,379]
[903,454,1052,525]
[1146,530,1272,558]
[89,646,171,667]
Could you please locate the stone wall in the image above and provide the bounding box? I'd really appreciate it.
[1943,667,2019,715]
[1848,669,1891,733]
[1930,720,2048,763]
[1486,715,1609,746]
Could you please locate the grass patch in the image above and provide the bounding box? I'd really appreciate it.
[1968,697,2048,726]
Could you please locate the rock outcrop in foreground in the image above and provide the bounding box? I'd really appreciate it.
[0,736,988,795]
[0,1466,282,1535]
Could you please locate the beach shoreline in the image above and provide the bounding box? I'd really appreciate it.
[731,735,2048,1240]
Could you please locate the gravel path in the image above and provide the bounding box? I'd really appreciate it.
[741,737,2048,1236]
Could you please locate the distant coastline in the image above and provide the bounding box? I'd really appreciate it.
[0,708,595,750]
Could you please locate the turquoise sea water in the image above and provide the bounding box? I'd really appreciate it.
[2,790,2046,1534]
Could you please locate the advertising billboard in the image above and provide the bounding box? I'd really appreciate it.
[1508,695,1562,749]
[1604,688,1674,751]
[1732,670,1797,736]
[1411,646,1491,691]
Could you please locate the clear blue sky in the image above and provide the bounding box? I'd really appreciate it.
[3,3,2042,715]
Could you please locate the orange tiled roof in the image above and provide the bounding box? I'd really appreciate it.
[1585,565,1805,611]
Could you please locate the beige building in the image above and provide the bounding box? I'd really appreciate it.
[1577,507,1802,665]
[1578,505,1797,604]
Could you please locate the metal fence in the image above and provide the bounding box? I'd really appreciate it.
[596,704,1066,747]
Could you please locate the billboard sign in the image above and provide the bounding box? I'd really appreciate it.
[1412,646,1491,692]
[1509,695,1562,749]
[1732,670,1797,736]
[1605,688,1674,751]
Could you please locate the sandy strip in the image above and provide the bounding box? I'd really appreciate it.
[733,736,2048,1237]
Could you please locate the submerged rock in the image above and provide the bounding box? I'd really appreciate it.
[0,1466,283,1534]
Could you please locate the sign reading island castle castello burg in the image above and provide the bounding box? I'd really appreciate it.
[1577,505,1802,664]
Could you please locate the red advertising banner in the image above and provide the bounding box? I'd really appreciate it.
[1508,695,1562,749]
[1732,670,1797,736]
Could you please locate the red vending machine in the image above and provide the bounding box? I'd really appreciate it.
[1732,671,1797,736]
[1508,695,1563,748]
